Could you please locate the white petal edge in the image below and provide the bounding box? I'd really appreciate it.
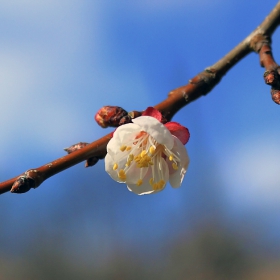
[105,153,124,182]
[169,136,190,188]
[127,182,155,195]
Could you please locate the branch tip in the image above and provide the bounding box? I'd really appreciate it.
[264,70,280,86]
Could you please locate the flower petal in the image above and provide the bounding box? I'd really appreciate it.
[156,156,169,188]
[105,153,124,182]
[125,161,149,185]
[107,123,139,156]
[127,180,155,195]
[165,122,190,145]
[133,116,174,149]
[142,107,162,121]
[126,159,169,195]
[117,123,140,143]
[168,136,190,188]
[105,114,190,195]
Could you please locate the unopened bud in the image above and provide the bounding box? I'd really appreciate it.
[264,70,277,86]
[95,106,128,128]
[11,176,35,193]
[85,157,99,167]
[271,88,280,105]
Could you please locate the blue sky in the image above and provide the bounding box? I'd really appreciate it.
[1,0,280,274]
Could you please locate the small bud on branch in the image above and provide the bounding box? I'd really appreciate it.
[10,169,44,194]
[95,106,129,128]
[64,142,101,167]
[85,157,100,167]
[11,176,35,193]
[271,88,280,105]
[264,70,278,86]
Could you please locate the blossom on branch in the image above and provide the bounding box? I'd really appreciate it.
[105,107,190,195]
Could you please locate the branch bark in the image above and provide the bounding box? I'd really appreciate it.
[1,2,280,195]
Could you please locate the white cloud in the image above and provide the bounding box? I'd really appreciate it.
[221,134,280,210]
[0,50,35,104]
[0,0,152,160]
[0,2,94,152]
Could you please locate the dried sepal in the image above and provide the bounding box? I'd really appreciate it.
[118,115,132,126]
[128,111,142,119]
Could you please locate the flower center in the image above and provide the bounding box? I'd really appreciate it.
[113,131,180,190]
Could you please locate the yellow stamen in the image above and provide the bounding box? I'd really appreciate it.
[169,155,173,161]
[150,179,166,190]
[134,152,152,168]
[152,183,158,191]
[139,155,151,168]
[126,146,132,151]
[126,154,134,167]
[158,180,165,189]
[120,145,127,152]
[141,150,147,157]
[136,179,143,186]
[172,163,179,170]
[149,146,155,155]
[113,163,118,170]
[118,169,126,181]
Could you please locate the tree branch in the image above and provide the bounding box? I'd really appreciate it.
[1,2,280,195]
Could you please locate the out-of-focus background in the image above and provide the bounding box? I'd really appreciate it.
[1,1,280,279]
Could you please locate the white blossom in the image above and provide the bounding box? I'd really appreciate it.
[105,116,189,195]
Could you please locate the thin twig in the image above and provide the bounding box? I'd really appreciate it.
[1,2,280,195]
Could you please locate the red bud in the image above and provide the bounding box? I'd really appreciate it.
[95,106,128,128]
